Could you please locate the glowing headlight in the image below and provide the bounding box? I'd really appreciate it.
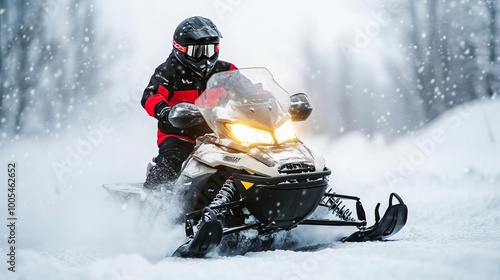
[226,123,274,145]
[275,120,296,143]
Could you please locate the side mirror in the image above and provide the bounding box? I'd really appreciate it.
[168,102,205,129]
[289,93,313,121]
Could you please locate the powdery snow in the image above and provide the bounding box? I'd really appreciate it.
[1,100,499,280]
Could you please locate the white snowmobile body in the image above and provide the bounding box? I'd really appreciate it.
[103,68,408,258]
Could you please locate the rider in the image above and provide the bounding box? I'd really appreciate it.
[141,16,237,190]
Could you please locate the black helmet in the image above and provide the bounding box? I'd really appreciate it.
[172,16,222,77]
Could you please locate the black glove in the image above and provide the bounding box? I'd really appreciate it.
[157,106,171,123]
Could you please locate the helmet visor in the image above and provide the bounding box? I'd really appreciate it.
[186,44,219,59]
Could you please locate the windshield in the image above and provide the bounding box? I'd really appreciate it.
[195,68,291,133]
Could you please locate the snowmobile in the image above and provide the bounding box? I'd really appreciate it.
[103,67,408,258]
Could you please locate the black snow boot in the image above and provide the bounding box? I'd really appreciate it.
[143,150,185,190]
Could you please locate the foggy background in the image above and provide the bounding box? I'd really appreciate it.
[1,2,499,279]
[1,0,498,143]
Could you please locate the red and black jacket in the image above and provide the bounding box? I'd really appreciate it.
[141,52,237,146]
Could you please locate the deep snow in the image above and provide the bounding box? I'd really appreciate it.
[1,99,499,280]
[1,0,500,278]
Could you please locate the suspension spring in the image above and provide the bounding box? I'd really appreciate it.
[210,177,236,208]
[321,188,356,222]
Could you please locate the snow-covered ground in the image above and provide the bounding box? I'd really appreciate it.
[1,0,499,278]
[1,99,499,280]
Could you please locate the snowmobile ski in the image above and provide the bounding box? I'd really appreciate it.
[342,193,408,242]
[172,207,223,258]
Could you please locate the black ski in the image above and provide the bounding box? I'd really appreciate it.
[342,193,408,242]
[172,207,223,258]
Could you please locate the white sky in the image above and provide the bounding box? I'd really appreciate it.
[97,0,399,93]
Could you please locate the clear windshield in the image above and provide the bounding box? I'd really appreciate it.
[195,68,291,133]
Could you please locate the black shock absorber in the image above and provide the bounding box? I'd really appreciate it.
[185,177,237,237]
[320,188,356,222]
[329,197,355,222]
[207,177,238,226]
[209,176,236,208]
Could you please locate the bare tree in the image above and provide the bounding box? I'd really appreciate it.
[298,0,497,140]
[0,0,102,137]
[407,0,494,121]
[486,0,499,97]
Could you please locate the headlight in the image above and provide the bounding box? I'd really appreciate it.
[275,120,296,143]
[226,123,274,145]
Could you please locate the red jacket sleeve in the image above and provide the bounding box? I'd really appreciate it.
[141,70,170,118]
